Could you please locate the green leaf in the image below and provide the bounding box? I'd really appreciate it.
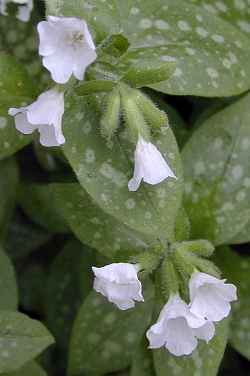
[153,319,229,376]
[189,0,250,37]
[0,13,49,89]
[0,158,19,240]
[63,95,182,242]
[227,220,250,244]
[18,184,69,233]
[2,361,47,376]
[68,283,154,375]
[215,247,250,360]
[51,183,153,259]
[0,249,18,311]
[182,92,250,245]
[0,311,54,373]
[45,239,94,352]
[131,340,155,376]
[46,0,250,96]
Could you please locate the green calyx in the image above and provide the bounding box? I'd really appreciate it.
[170,239,220,279]
[119,84,150,142]
[100,88,121,140]
[131,244,166,277]
[160,258,179,299]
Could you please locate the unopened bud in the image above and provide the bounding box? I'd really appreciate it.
[100,88,121,140]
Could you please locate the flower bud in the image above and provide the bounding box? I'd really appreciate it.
[132,90,169,129]
[160,258,179,298]
[100,88,121,140]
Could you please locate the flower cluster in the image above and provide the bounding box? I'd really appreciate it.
[7,14,176,192]
[92,261,237,357]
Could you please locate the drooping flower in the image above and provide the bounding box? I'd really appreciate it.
[9,88,65,147]
[146,294,215,356]
[0,0,33,22]
[128,136,176,192]
[38,16,97,84]
[189,272,237,322]
[92,263,144,310]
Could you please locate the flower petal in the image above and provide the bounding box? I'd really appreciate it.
[165,317,198,356]
[194,321,215,343]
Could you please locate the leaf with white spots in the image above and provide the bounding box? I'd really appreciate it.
[47,0,250,96]
[51,183,153,259]
[0,249,18,311]
[0,158,19,240]
[153,319,229,376]
[0,311,54,374]
[63,95,182,242]
[45,239,93,353]
[215,247,250,360]
[68,283,154,375]
[189,0,250,37]
[2,361,47,376]
[228,220,250,244]
[18,184,69,234]
[182,92,250,245]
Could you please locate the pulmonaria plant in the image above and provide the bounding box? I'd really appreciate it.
[92,263,144,310]
[9,88,65,147]
[38,16,97,84]
[0,0,33,21]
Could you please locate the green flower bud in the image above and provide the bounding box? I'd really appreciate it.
[119,84,150,142]
[132,89,169,129]
[160,258,179,298]
[100,88,121,140]
[175,240,214,258]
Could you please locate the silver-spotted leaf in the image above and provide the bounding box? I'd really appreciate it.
[0,311,54,373]
[68,284,154,375]
[63,95,182,242]
[182,92,250,245]
[51,183,153,259]
[46,0,250,96]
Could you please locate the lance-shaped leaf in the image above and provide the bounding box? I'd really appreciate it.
[0,312,54,373]
[62,95,182,242]
[68,283,154,375]
[182,92,250,245]
[2,361,47,376]
[46,0,250,96]
[51,182,153,259]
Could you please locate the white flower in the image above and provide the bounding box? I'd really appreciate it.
[128,136,176,192]
[9,88,65,147]
[0,0,33,22]
[146,294,215,356]
[38,16,97,84]
[92,263,144,310]
[189,272,237,322]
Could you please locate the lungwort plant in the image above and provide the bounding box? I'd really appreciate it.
[0,0,250,375]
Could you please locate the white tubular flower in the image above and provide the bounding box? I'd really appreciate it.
[189,272,237,322]
[0,0,33,21]
[38,16,97,84]
[92,263,144,310]
[146,294,215,356]
[9,88,65,147]
[128,136,176,192]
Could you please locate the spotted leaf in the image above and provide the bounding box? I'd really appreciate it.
[182,92,250,245]
[62,95,182,242]
[0,312,54,374]
[46,0,250,96]
[51,183,153,259]
[68,284,154,375]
